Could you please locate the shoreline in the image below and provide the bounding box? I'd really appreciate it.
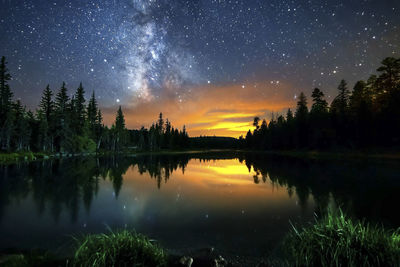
[2,149,400,165]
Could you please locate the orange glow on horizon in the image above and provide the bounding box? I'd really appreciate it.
[102,81,297,137]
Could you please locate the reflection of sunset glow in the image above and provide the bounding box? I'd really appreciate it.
[123,159,294,202]
[207,161,252,176]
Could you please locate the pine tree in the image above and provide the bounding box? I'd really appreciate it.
[37,85,55,151]
[114,106,126,151]
[310,88,331,149]
[55,82,69,114]
[331,79,350,116]
[13,100,31,150]
[73,83,86,135]
[0,56,14,150]
[286,109,294,122]
[87,91,98,139]
[295,92,309,148]
[311,88,328,115]
[95,109,103,150]
[39,85,54,122]
[349,80,372,147]
[295,92,308,120]
[54,82,71,152]
[331,80,350,147]
[376,57,400,93]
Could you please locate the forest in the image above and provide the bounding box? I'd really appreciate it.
[0,56,188,154]
[1,56,400,154]
[242,57,400,150]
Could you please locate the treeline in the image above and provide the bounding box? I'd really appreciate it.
[0,56,130,153]
[0,56,189,153]
[129,113,189,151]
[243,57,400,150]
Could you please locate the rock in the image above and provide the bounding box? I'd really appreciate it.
[179,256,194,267]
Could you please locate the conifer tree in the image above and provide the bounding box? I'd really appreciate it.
[87,91,98,139]
[0,56,14,150]
[73,83,86,135]
[38,85,54,151]
[295,92,309,148]
[114,106,126,151]
[54,82,71,152]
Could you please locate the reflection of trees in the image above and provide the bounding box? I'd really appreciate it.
[0,154,192,223]
[1,152,399,227]
[242,153,400,225]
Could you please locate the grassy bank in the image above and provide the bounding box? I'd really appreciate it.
[283,210,400,266]
[0,152,52,164]
[73,230,167,267]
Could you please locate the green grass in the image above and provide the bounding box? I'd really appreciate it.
[73,229,168,267]
[283,210,400,266]
[0,151,37,163]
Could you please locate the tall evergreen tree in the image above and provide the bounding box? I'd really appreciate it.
[0,56,12,117]
[39,85,54,122]
[349,80,372,147]
[310,88,330,148]
[310,88,328,115]
[114,106,126,151]
[38,85,54,151]
[13,100,31,150]
[331,80,350,146]
[295,92,309,148]
[87,91,98,139]
[54,82,71,152]
[376,57,400,93]
[331,79,350,116]
[95,109,103,150]
[73,83,86,135]
[0,56,14,150]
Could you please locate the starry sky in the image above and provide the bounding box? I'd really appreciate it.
[1,0,399,137]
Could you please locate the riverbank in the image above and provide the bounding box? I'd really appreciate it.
[2,148,400,166]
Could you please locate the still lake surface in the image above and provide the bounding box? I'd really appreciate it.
[1,151,399,257]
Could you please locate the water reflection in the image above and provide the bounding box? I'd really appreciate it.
[0,152,399,253]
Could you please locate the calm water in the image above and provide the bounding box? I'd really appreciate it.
[1,152,399,257]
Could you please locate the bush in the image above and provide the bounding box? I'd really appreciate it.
[71,135,96,153]
[283,210,400,266]
[73,230,167,267]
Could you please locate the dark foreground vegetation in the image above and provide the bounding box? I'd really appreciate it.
[283,210,400,267]
[1,210,399,267]
[243,57,400,151]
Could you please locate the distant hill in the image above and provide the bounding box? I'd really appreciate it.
[190,136,239,149]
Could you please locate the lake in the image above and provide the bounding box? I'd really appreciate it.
[1,151,399,259]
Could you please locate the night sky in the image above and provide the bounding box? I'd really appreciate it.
[1,0,399,136]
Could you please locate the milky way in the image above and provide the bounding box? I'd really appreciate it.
[0,0,399,117]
